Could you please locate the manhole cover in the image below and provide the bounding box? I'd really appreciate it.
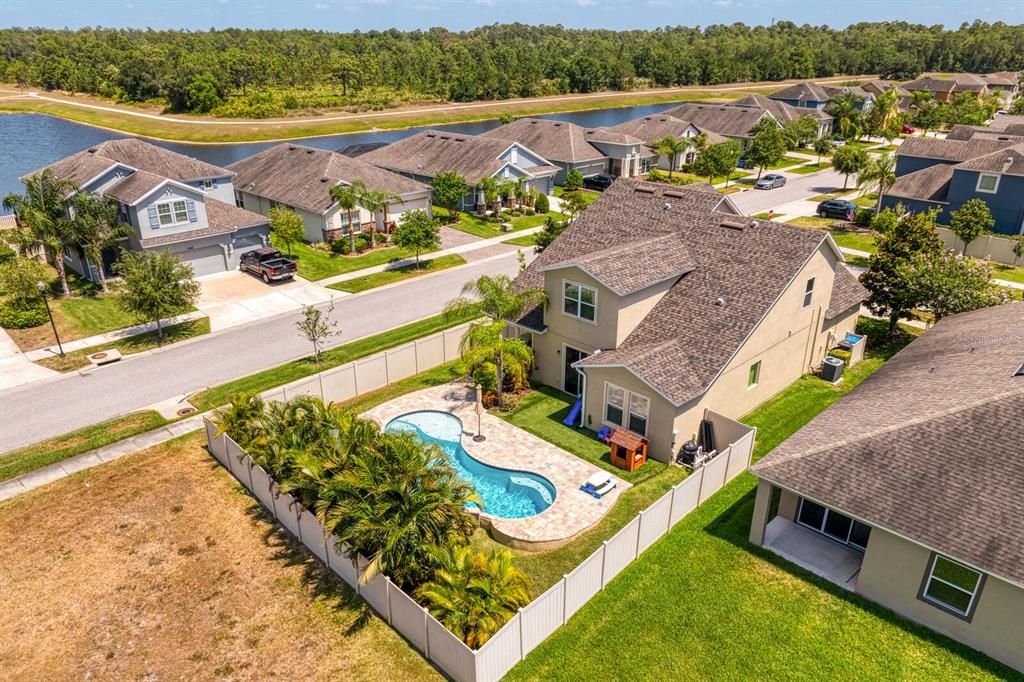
[92,352,108,360]
[176,407,196,416]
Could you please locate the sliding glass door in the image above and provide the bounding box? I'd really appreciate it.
[797,499,871,550]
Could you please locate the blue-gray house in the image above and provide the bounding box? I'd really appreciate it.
[768,81,874,113]
[883,136,1024,235]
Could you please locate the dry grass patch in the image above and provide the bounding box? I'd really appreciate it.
[0,433,439,682]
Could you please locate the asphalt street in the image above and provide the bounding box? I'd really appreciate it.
[728,167,846,215]
[0,253,522,452]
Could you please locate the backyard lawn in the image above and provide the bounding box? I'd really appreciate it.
[552,187,600,206]
[785,216,877,253]
[0,433,439,681]
[36,317,211,372]
[506,322,1015,682]
[853,192,878,208]
[274,237,413,281]
[435,207,565,239]
[991,262,1024,285]
[788,161,831,175]
[327,254,466,294]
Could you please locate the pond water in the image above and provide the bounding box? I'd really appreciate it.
[0,100,681,205]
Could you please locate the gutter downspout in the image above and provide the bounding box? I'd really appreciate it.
[578,368,587,428]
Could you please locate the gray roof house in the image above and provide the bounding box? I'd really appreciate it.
[605,114,728,171]
[749,302,1024,672]
[768,81,875,112]
[359,130,559,211]
[23,138,270,279]
[658,103,780,146]
[228,143,432,243]
[509,178,865,463]
[730,94,834,138]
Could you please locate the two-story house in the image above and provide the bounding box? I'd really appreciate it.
[768,81,875,113]
[656,103,780,149]
[728,94,834,139]
[357,130,559,211]
[883,136,1024,235]
[509,179,866,462]
[749,302,1023,672]
[902,74,989,103]
[25,139,271,279]
[228,143,432,244]
[605,114,728,171]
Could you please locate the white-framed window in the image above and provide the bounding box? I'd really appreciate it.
[975,173,1000,194]
[563,281,597,322]
[604,383,625,427]
[748,360,761,388]
[921,555,983,618]
[234,191,244,209]
[803,277,815,308]
[628,392,650,436]
[156,199,189,227]
[202,179,215,190]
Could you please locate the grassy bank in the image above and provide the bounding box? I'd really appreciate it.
[36,317,211,372]
[327,254,466,293]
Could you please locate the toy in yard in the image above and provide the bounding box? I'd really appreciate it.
[608,429,648,472]
[563,397,583,426]
[596,426,612,443]
[580,471,616,499]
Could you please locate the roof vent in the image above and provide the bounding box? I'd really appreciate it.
[1014,363,1024,377]
[719,218,747,231]
[306,149,314,154]
[287,145,297,150]
[320,177,329,183]
[664,203,672,210]
[87,147,97,154]
[553,122,561,127]
[714,297,726,306]
[440,135,450,140]
[454,137,465,142]
[425,133,436,138]
[750,220,759,229]
[529,120,538,125]
[635,187,656,194]
[663,190,686,199]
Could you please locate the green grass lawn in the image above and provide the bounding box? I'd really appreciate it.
[189,308,478,411]
[806,190,854,202]
[506,322,1013,682]
[752,212,785,221]
[0,411,168,483]
[503,234,537,247]
[788,161,832,175]
[276,238,413,281]
[765,154,808,170]
[552,187,600,206]
[853,192,878,208]
[437,208,565,239]
[991,262,1024,284]
[786,215,835,229]
[870,144,900,153]
[327,254,466,294]
[845,254,871,269]
[37,317,211,372]
[830,228,877,253]
[667,169,750,185]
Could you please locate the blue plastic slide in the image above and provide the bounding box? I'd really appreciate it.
[563,398,583,426]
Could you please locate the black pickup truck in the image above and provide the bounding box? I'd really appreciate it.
[239,248,297,283]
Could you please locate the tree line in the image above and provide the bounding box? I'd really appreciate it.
[2,22,1023,115]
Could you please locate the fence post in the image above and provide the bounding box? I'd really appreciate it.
[384,350,391,386]
[599,540,608,588]
[635,510,644,558]
[697,462,706,502]
[668,482,677,528]
[518,606,525,655]
[352,361,359,397]
[423,606,431,658]
[317,371,325,401]
[385,577,394,625]
[562,575,569,623]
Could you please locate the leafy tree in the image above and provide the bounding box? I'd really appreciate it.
[1010,99,1024,116]
[864,89,900,139]
[416,545,531,648]
[943,92,989,127]
[391,209,440,268]
[67,191,130,293]
[330,179,368,254]
[745,119,787,179]
[948,198,994,254]
[295,299,339,366]
[652,135,690,178]
[498,112,516,125]
[560,190,589,222]
[782,116,819,149]
[184,74,223,113]
[564,168,584,191]
[534,215,568,253]
[458,320,534,405]
[857,154,896,213]
[826,92,862,140]
[862,208,943,336]
[901,250,1006,323]
[832,145,869,190]
[269,205,305,257]
[114,249,201,342]
[2,169,77,296]
[432,171,467,220]
[1012,234,1024,266]
[813,137,833,165]
[534,192,549,214]
[691,140,741,185]
[911,92,943,136]
[870,205,903,235]
[0,254,49,305]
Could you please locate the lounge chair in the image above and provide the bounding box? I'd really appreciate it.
[580,471,616,499]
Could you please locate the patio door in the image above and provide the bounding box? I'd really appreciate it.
[563,346,588,396]
[797,499,871,550]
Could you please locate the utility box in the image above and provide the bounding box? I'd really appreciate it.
[821,355,845,383]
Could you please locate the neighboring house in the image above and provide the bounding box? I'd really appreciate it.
[861,80,914,111]
[768,81,875,112]
[990,113,1024,132]
[658,103,780,148]
[883,136,1024,235]
[358,130,558,211]
[730,94,834,138]
[228,143,432,244]
[945,124,1024,143]
[23,138,270,279]
[508,179,866,463]
[605,114,728,170]
[479,118,652,183]
[902,74,989,102]
[748,303,1024,672]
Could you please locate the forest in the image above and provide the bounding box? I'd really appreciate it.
[1,22,1022,117]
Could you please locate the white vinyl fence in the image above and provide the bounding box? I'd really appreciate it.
[203,406,755,682]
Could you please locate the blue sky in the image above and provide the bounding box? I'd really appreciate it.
[1,0,1021,31]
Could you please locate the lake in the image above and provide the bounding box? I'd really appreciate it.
[0,101,682,206]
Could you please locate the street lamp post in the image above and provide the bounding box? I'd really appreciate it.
[37,281,64,358]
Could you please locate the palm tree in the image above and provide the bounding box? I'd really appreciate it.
[318,430,478,588]
[653,135,690,179]
[478,176,499,212]
[858,154,897,214]
[459,321,534,407]
[67,192,131,292]
[330,179,368,254]
[3,169,78,296]
[826,93,862,141]
[416,545,531,648]
[357,187,400,248]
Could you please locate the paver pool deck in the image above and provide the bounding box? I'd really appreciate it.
[364,382,629,550]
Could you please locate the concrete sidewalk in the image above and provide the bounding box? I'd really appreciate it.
[0,328,58,391]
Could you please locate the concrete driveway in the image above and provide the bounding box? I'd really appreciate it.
[196,271,336,332]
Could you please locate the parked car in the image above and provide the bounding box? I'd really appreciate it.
[239,247,297,283]
[816,199,858,220]
[754,174,786,190]
[582,174,615,192]
[901,123,916,134]
[832,138,847,147]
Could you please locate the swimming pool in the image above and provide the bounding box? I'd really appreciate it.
[385,410,556,519]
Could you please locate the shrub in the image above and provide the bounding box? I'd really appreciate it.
[0,301,48,329]
[330,239,349,254]
[854,207,875,226]
[525,208,535,216]
[309,241,332,252]
[534,193,549,213]
[282,94,300,109]
[564,168,584,190]
[646,168,666,183]
[472,361,499,395]
[0,245,15,265]
[355,233,372,252]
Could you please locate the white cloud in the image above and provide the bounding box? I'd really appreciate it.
[713,0,731,5]
[576,0,596,6]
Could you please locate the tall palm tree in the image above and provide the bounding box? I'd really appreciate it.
[330,179,367,253]
[653,135,690,178]
[478,176,499,212]
[459,321,534,406]
[416,545,531,648]
[318,430,478,588]
[858,154,897,214]
[826,93,862,141]
[67,192,131,293]
[3,169,78,296]
[363,188,402,240]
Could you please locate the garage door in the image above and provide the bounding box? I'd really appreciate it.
[179,245,228,277]
[229,235,265,269]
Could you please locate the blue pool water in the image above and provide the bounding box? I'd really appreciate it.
[385,411,556,519]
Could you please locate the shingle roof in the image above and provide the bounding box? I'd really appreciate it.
[825,265,867,320]
[606,115,729,145]
[359,130,556,184]
[897,137,1015,163]
[104,169,167,204]
[659,103,774,139]
[752,302,1024,586]
[227,143,428,215]
[954,142,1024,177]
[138,198,268,247]
[888,164,954,203]
[732,95,833,122]
[945,124,1024,143]
[514,179,829,406]
[479,118,607,164]
[769,81,832,103]
[902,76,960,93]
[990,114,1024,131]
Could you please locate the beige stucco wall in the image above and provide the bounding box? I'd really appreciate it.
[580,365,679,458]
[857,527,1024,672]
